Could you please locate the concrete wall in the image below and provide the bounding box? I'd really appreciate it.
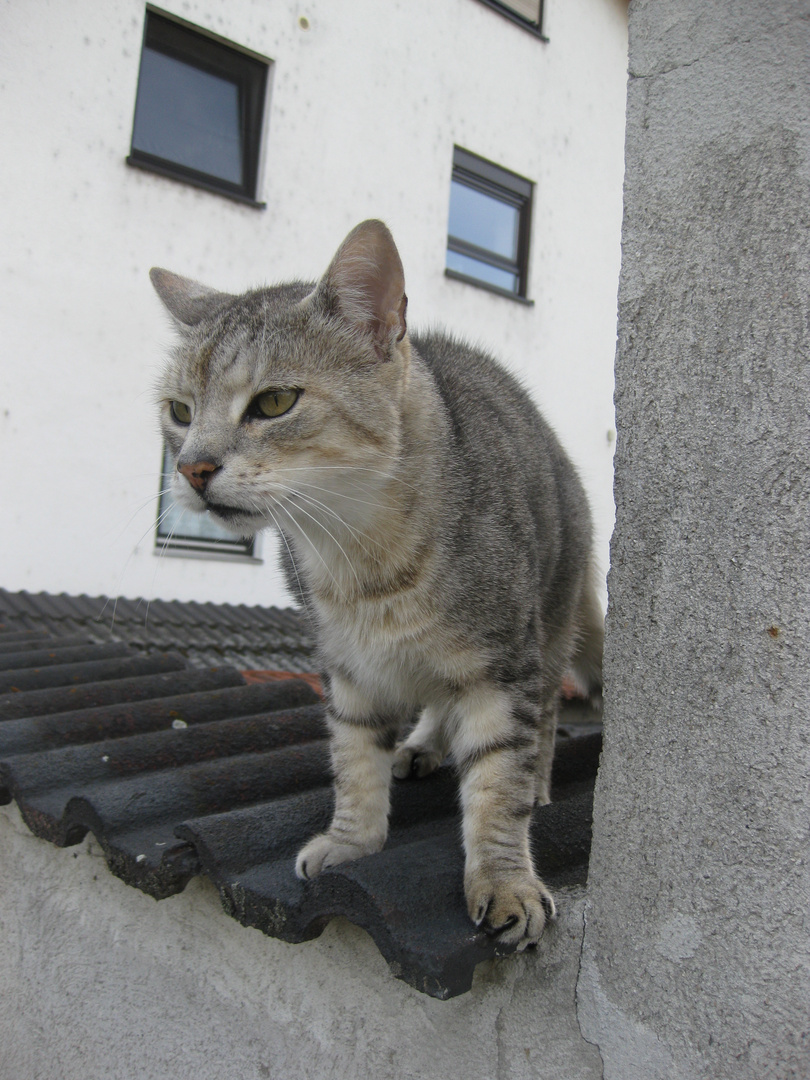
[0,802,603,1080]
[578,2,810,1077]
[0,0,628,609]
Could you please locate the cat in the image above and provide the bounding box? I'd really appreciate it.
[150,219,603,949]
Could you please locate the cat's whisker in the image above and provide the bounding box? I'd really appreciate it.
[279,496,360,586]
[100,482,177,549]
[154,501,186,563]
[147,505,193,627]
[269,470,412,521]
[134,499,176,553]
[272,464,420,494]
[269,498,351,599]
[116,487,176,534]
[285,488,384,561]
[257,497,316,630]
[274,476,396,517]
[105,496,180,615]
[108,499,184,635]
[277,479,374,530]
[269,500,348,599]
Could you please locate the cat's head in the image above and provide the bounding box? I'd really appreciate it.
[151,220,410,541]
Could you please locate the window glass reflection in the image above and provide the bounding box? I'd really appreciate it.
[133,48,242,184]
[445,250,518,293]
[448,180,519,260]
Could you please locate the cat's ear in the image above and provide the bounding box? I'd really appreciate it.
[149,268,233,328]
[318,220,408,359]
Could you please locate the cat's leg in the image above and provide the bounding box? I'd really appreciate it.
[452,681,556,949]
[296,674,397,880]
[391,703,449,779]
[534,692,558,807]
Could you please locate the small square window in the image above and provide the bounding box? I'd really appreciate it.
[446,148,533,301]
[472,0,545,37]
[156,446,257,559]
[128,9,269,205]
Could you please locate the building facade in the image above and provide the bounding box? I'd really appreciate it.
[0,0,628,608]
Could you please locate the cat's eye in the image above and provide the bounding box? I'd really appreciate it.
[170,400,192,425]
[253,389,299,419]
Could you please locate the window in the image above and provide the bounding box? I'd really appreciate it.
[127,8,269,205]
[445,148,534,301]
[156,446,257,559]
[472,0,546,37]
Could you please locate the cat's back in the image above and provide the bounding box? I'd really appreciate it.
[409,330,577,504]
[408,329,593,622]
[411,330,537,430]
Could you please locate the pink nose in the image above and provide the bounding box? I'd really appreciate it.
[178,460,219,492]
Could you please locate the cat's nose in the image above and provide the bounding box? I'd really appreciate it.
[178,460,220,493]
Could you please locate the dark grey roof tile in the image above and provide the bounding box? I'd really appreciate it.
[0,651,187,696]
[0,641,130,673]
[0,589,40,620]
[0,627,601,998]
[20,591,77,621]
[0,664,243,722]
[0,589,315,672]
[0,629,61,650]
[0,679,316,758]
[52,593,109,623]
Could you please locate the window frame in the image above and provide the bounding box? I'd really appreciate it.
[127,7,270,207]
[471,0,547,40]
[155,445,260,562]
[445,147,534,303]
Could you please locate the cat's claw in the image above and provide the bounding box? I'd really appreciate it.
[391,743,444,780]
[466,870,556,949]
[295,831,384,880]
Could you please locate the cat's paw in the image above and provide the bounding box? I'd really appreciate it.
[391,742,444,779]
[465,869,556,950]
[295,831,384,880]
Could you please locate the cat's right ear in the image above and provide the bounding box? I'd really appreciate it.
[149,268,233,328]
[314,220,408,361]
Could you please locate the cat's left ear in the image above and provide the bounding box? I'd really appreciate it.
[150,268,234,328]
[318,220,408,360]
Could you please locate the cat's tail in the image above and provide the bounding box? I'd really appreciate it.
[567,567,605,711]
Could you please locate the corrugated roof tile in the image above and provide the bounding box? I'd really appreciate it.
[0,600,602,998]
[0,588,314,672]
[0,641,130,673]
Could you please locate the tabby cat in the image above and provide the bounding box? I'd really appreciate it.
[151,220,603,948]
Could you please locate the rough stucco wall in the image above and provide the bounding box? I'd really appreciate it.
[0,803,602,1080]
[578,2,810,1078]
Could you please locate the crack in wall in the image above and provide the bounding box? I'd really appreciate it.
[628,13,808,80]
[574,900,606,1080]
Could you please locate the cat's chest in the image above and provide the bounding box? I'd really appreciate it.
[314,594,484,710]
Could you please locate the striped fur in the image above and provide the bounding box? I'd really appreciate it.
[151,220,603,948]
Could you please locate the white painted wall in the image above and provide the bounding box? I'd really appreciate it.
[0,0,627,608]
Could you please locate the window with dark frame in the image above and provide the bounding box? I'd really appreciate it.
[127,8,269,205]
[445,147,534,301]
[472,0,546,38]
[156,445,257,559]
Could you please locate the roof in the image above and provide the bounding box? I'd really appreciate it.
[0,586,316,672]
[0,590,602,999]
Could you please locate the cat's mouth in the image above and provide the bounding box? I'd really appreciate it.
[205,500,259,522]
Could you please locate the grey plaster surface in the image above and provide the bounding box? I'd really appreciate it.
[578,2,810,1078]
[0,803,602,1080]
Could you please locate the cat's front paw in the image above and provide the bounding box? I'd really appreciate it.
[295,830,384,880]
[391,742,444,779]
[465,868,556,950]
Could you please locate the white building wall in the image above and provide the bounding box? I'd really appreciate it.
[0,0,627,608]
